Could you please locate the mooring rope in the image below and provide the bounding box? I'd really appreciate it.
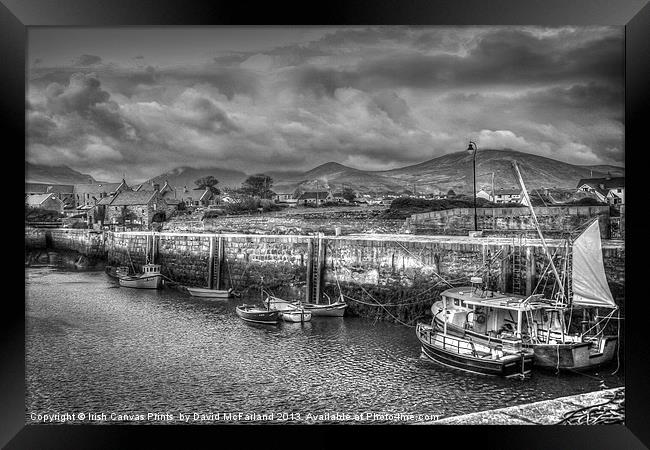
[555,389,624,425]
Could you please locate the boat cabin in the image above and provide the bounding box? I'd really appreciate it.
[438,286,567,342]
[142,264,161,274]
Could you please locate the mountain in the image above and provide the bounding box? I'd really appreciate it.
[269,149,625,195]
[580,165,625,177]
[25,162,97,184]
[144,166,248,189]
[272,161,403,193]
[372,149,625,194]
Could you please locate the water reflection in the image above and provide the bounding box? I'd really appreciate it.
[25,267,623,424]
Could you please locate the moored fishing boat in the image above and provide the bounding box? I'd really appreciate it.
[235,304,280,324]
[118,263,163,289]
[187,287,234,299]
[416,322,533,378]
[430,162,620,371]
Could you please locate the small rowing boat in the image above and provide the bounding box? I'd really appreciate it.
[266,295,312,322]
[187,287,234,299]
[235,304,280,324]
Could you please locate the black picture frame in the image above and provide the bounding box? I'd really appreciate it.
[6,0,648,448]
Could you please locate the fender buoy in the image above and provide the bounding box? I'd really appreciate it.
[475,314,486,324]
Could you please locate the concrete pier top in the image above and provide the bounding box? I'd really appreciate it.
[418,387,624,425]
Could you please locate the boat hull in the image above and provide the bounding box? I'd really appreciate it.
[118,274,162,289]
[187,287,233,298]
[236,306,280,324]
[532,337,618,370]
[432,315,618,371]
[417,324,533,378]
[300,302,347,317]
[280,310,312,322]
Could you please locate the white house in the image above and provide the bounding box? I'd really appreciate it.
[493,188,523,204]
[576,175,624,205]
[476,189,493,202]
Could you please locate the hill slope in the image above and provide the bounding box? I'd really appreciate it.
[374,149,624,194]
[25,162,97,184]
[270,149,624,195]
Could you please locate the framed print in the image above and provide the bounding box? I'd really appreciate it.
[5,0,649,448]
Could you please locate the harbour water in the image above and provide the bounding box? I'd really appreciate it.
[25,267,623,424]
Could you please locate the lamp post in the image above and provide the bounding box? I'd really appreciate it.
[467,141,478,231]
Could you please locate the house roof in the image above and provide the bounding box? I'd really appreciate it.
[96,196,114,206]
[495,188,522,196]
[73,182,125,195]
[26,193,60,206]
[110,190,157,206]
[134,180,172,193]
[576,177,624,190]
[299,191,331,199]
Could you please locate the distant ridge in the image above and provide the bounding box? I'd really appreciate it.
[270,149,624,194]
[27,149,624,195]
[25,162,97,184]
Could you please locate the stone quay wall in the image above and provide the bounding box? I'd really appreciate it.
[408,205,611,238]
[164,208,405,236]
[25,228,625,324]
[24,228,106,258]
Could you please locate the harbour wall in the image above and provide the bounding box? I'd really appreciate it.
[25,228,625,324]
[408,205,611,238]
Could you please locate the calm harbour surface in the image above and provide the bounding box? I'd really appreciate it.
[25,267,624,425]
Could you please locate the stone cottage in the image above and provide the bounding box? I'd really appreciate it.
[104,190,168,227]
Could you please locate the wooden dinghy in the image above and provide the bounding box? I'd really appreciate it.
[299,301,347,317]
[235,304,280,324]
[187,287,234,299]
[266,296,312,322]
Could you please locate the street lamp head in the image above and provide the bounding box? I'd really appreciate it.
[467,141,477,153]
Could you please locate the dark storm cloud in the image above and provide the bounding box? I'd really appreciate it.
[45,73,110,114]
[355,30,622,91]
[26,27,625,179]
[177,97,241,134]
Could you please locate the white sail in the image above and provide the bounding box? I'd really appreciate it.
[572,220,617,309]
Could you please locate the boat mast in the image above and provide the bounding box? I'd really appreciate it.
[511,161,566,303]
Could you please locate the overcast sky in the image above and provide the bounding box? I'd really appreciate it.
[27,26,624,183]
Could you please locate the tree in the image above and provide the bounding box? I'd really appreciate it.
[341,187,356,202]
[447,189,456,197]
[242,174,274,199]
[194,176,220,195]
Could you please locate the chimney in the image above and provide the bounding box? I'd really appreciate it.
[153,183,160,192]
